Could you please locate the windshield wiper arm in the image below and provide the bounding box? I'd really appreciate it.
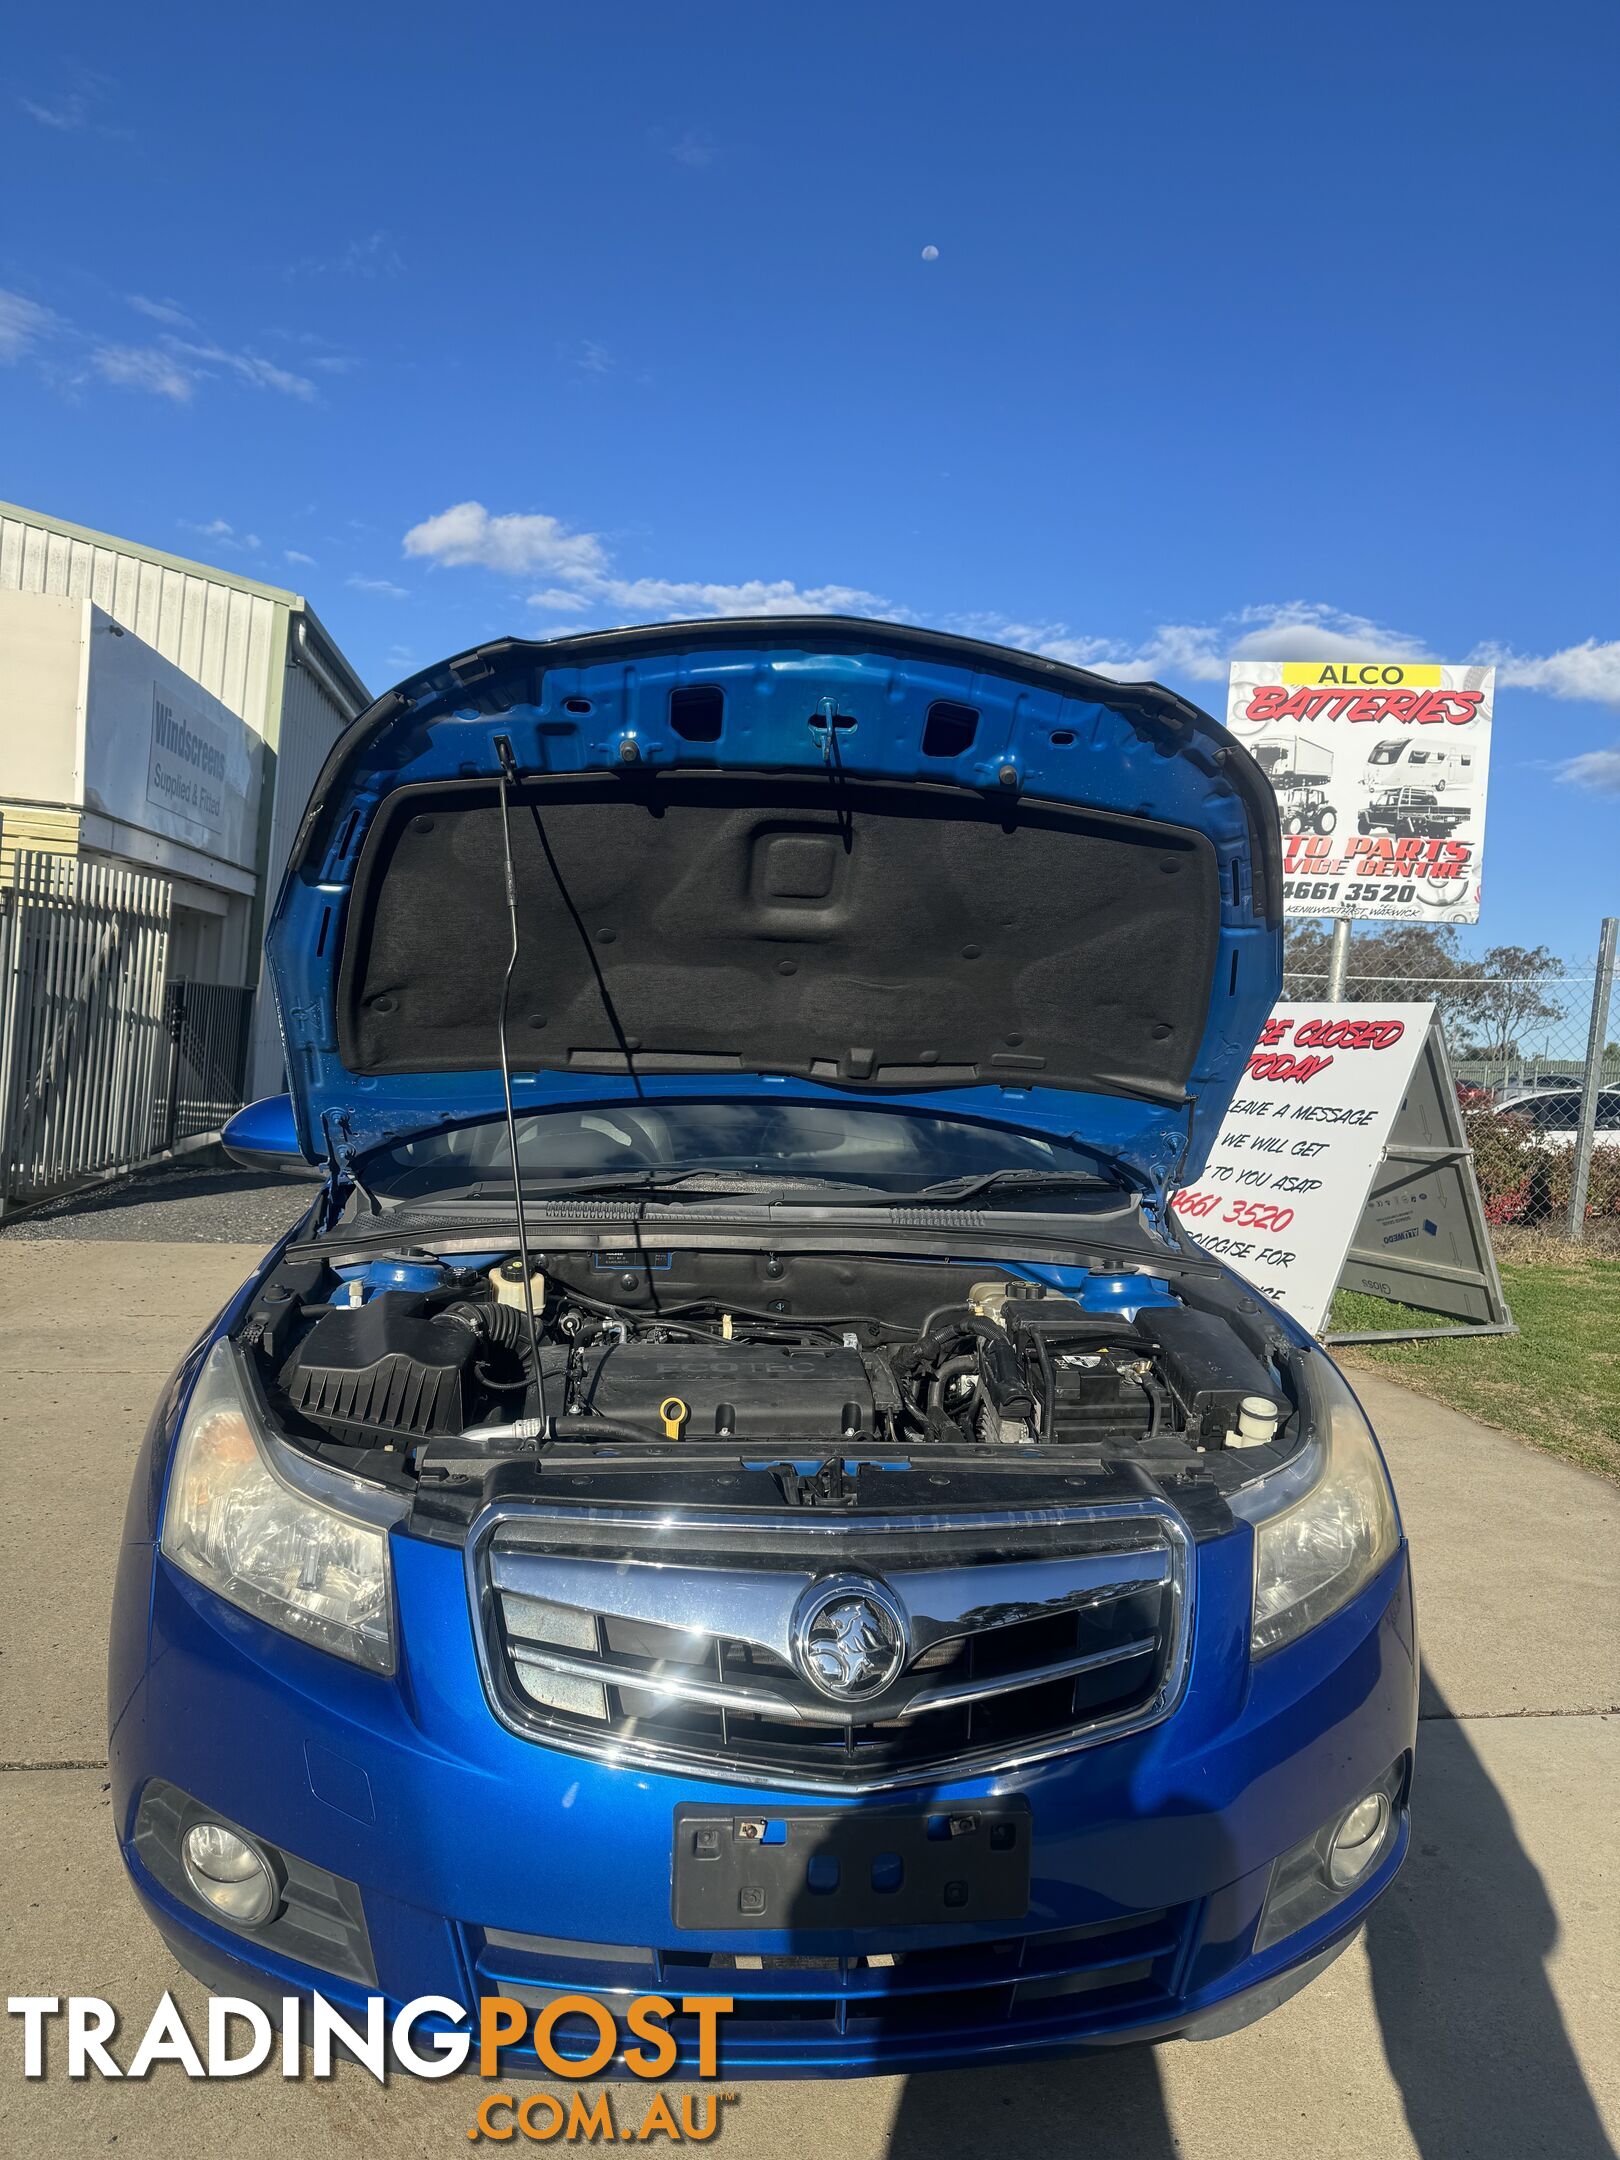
[913,1168,1117,1203]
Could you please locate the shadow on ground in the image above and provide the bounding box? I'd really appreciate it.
[882,1677,1616,2160]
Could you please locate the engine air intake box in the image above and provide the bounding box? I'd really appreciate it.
[282,1292,477,1445]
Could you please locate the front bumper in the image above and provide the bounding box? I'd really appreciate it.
[109,1473,1416,2076]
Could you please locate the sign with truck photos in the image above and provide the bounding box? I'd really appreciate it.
[1226,659,1494,923]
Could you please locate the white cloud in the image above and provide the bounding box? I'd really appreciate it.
[0,289,57,362]
[945,601,1430,684]
[1226,601,1430,667]
[403,501,609,579]
[286,232,403,281]
[128,294,194,329]
[405,498,889,625]
[1555,746,1620,794]
[593,574,891,620]
[88,333,316,403]
[18,74,128,139]
[182,518,260,552]
[669,127,717,168]
[285,548,317,567]
[577,340,614,374]
[1476,638,1620,707]
[961,608,1620,715]
[21,92,89,129]
[347,573,409,599]
[401,503,1620,720]
[91,343,194,401]
[4,285,326,408]
[170,341,316,399]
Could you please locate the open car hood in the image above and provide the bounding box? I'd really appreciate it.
[266,619,1281,1195]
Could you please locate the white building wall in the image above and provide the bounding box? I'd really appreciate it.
[0,590,84,803]
[1,501,370,1106]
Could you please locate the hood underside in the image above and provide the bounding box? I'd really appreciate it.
[267,619,1281,1189]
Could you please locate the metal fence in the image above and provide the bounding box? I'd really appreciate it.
[153,978,256,1151]
[0,852,172,1213]
[0,848,260,1215]
[1283,916,1619,1234]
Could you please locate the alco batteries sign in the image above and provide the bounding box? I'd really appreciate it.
[1226,660,1494,922]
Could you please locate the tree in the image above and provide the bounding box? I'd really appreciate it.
[1450,945,1567,1061]
[1283,922,1479,1036]
[1284,921,1464,989]
[1282,925,1568,1059]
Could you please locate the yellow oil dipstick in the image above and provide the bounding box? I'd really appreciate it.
[659,1395,690,1441]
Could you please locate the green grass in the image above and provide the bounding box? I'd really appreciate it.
[1329,1254,1620,1480]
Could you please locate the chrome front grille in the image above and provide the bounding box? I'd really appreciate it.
[471,1503,1189,1789]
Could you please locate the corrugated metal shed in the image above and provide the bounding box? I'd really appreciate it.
[0,499,371,1092]
[0,499,366,730]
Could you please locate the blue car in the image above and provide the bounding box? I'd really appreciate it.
[110,620,1415,2077]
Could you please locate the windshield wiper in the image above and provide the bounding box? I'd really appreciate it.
[493,1168,888,1202]
[912,1168,1118,1203]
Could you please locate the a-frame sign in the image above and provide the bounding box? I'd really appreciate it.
[1327,1015,1514,1343]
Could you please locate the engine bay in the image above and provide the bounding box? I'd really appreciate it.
[239,1241,1297,1490]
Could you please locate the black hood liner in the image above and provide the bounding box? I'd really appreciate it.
[337,771,1219,1102]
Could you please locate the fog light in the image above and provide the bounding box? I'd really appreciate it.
[1253,1757,1405,1952]
[1328,1790,1392,1887]
[182,1821,278,1927]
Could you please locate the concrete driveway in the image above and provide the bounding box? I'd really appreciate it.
[2,1177,1616,2159]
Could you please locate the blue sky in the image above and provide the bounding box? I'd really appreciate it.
[2,0,1616,961]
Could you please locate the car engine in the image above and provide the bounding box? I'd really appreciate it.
[241,1244,1288,1469]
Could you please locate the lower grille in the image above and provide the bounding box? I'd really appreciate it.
[469,1905,1192,2059]
[472,1501,1189,1789]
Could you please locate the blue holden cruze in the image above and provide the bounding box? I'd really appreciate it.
[109,620,1416,2076]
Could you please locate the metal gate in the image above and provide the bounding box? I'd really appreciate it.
[154,978,257,1151]
[0,852,172,1214]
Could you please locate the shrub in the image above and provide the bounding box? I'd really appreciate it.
[1544,1141,1620,1222]
[1463,1104,1543,1225]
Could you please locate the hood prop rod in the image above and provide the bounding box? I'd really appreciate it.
[494,734,550,1445]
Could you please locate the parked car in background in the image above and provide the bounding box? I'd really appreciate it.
[1496,1085,1620,1148]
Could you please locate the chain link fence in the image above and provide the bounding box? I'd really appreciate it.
[1283,920,1619,1233]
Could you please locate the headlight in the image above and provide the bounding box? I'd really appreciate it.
[1235,1352,1400,1658]
[161,1341,398,1672]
